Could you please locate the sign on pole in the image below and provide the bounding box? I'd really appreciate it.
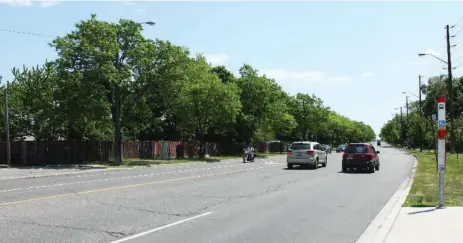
[436,95,446,208]
[437,96,446,172]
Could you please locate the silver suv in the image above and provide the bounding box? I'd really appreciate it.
[287,141,327,169]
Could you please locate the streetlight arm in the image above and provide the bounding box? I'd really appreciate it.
[418,53,448,64]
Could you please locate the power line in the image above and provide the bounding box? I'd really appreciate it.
[451,26,463,38]
[0,28,55,38]
[452,15,463,29]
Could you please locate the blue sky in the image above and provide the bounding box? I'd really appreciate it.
[1,1,463,137]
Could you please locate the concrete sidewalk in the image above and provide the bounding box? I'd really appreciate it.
[385,207,463,243]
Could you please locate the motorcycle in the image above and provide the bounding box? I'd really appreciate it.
[243,149,255,163]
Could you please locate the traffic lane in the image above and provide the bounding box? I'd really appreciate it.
[0,154,339,243]
[116,147,414,243]
[0,153,336,203]
[0,157,287,204]
[0,155,286,194]
[0,156,251,190]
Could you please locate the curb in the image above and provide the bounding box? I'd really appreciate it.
[355,149,418,243]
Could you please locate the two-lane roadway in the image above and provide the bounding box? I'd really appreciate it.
[0,146,414,243]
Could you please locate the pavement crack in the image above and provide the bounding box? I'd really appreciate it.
[97,201,195,217]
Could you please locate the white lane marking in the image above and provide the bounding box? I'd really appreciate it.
[0,164,281,193]
[109,212,213,243]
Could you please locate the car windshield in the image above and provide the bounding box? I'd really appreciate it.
[337,144,345,148]
[290,143,311,150]
[347,145,369,153]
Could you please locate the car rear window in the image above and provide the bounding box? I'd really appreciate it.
[347,145,369,153]
[289,143,311,150]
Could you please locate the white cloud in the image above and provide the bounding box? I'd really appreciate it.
[2,0,33,7]
[39,0,58,7]
[260,68,326,84]
[135,8,145,13]
[121,0,134,5]
[260,68,352,86]
[411,61,429,66]
[332,76,353,83]
[423,48,440,56]
[360,72,374,77]
[259,68,353,95]
[203,53,230,66]
[1,0,58,7]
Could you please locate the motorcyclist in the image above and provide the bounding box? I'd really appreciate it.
[244,143,256,159]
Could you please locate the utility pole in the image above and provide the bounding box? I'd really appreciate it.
[405,96,409,144]
[400,107,404,144]
[419,75,424,152]
[446,24,455,153]
[2,77,11,167]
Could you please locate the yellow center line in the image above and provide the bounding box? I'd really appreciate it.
[0,164,280,207]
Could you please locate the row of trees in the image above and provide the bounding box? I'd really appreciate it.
[380,75,463,152]
[1,15,376,161]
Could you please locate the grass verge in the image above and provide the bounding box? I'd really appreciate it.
[404,150,463,207]
[106,153,284,167]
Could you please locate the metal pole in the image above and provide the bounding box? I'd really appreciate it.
[436,95,446,209]
[3,78,11,167]
[419,75,423,152]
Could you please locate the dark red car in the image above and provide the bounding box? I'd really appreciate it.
[342,143,380,173]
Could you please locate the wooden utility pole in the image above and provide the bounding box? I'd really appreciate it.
[446,24,455,153]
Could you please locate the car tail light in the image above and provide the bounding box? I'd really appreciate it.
[287,151,292,156]
[364,154,373,160]
[307,150,316,156]
[342,153,348,160]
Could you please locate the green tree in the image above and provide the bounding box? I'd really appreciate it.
[172,56,241,157]
[50,14,152,164]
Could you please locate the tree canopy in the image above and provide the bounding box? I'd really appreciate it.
[2,15,376,158]
[380,75,463,152]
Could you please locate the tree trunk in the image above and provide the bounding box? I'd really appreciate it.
[198,130,205,158]
[113,84,122,165]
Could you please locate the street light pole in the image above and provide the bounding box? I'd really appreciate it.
[113,21,155,165]
[419,75,423,152]
[2,76,11,167]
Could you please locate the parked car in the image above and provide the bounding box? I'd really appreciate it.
[286,141,328,169]
[336,144,346,153]
[377,140,381,146]
[321,144,332,154]
[341,143,380,173]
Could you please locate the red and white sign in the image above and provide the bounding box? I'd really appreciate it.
[436,95,446,172]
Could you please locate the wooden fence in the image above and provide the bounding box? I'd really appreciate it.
[0,140,283,166]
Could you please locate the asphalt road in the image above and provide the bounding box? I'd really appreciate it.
[0,146,414,243]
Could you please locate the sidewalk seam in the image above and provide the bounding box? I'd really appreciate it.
[381,153,418,243]
[355,149,418,243]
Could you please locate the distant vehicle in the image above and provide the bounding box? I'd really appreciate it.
[342,143,380,173]
[287,141,327,169]
[321,144,332,154]
[336,144,346,153]
[377,140,381,146]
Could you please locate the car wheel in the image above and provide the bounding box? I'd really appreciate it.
[375,161,380,171]
[369,165,375,173]
[322,156,327,167]
[287,163,293,169]
[342,162,347,172]
[313,159,319,169]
